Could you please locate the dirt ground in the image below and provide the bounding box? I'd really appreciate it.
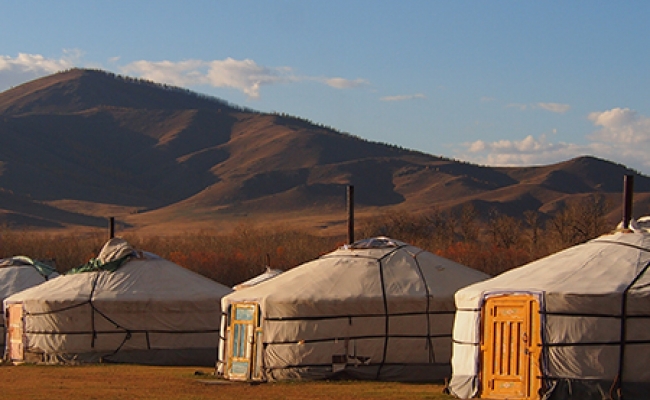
[0,364,454,400]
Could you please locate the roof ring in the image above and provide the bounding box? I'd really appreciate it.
[346,237,403,249]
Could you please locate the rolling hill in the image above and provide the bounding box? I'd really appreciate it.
[0,68,648,234]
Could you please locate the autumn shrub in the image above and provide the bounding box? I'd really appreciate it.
[0,227,105,271]
[436,242,532,276]
[0,195,614,286]
[0,224,343,287]
[121,225,343,286]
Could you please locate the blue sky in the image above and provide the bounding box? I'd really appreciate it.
[2,1,650,175]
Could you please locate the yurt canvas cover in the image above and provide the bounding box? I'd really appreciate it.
[449,225,650,400]
[1,257,57,353]
[219,237,490,382]
[4,238,232,366]
[233,267,283,290]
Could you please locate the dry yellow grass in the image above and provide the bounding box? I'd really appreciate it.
[0,364,453,400]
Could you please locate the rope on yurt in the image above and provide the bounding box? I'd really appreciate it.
[375,245,406,380]
[101,332,133,360]
[89,272,100,348]
[264,310,454,321]
[20,269,223,362]
[614,259,650,400]
[376,256,390,379]
[86,271,133,352]
[411,250,436,363]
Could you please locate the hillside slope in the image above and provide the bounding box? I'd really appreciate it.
[0,68,648,233]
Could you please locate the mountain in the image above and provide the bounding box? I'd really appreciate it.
[0,68,648,234]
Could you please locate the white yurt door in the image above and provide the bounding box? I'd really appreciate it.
[226,302,263,381]
[480,295,542,399]
[6,303,25,362]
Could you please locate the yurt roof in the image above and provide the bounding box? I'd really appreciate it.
[233,267,283,290]
[0,256,57,298]
[224,237,490,316]
[456,228,650,306]
[5,238,232,304]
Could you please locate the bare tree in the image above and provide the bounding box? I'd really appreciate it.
[546,195,611,250]
[488,210,521,249]
[459,203,480,243]
[572,194,611,240]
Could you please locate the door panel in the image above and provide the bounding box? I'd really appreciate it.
[226,303,262,381]
[480,295,541,399]
[7,303,25,362]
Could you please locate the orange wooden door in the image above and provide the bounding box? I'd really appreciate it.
[480,295,541,399]
[7,303,25,362]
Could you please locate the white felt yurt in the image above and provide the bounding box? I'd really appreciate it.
[449,218,650,400]
[3,238,232,366]
[218,237,490,382]
[0,257,58,354]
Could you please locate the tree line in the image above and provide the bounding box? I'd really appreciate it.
[0,194,614,284]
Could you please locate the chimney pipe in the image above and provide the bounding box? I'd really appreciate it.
[108,216,115,239]
[622,175,634,229]
[347,185,355,244]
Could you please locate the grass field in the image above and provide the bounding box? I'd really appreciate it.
[0,364,454,400]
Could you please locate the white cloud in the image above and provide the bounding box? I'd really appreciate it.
[460,134,581,166]
[468,140,486,152]
[379,93,426,102]
[325,77,368,89]
[0,51,369,99]
[206,58,290,99]
[536,102,570,114]
[122,58,290,99]
[587,107,650,144]
[0,51,80,89]
[120,58,368,99]
[506,102,570,114]
[455,107,650,175]
[459,137,586,167]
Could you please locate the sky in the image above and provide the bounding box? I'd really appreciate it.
[1,1,650,175]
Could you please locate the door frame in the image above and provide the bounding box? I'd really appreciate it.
[225,302,264,381]
[479,293,543,400]
[6,302,25,362]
